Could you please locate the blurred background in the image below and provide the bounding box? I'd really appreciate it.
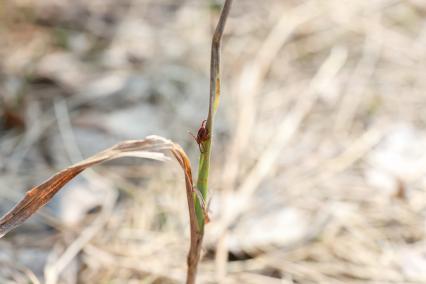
[1,0,426,283]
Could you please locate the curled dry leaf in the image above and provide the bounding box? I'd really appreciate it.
[0,135,207,238]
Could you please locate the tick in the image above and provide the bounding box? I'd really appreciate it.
[190,120,210,153]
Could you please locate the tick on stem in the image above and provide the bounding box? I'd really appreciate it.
[189,120,210,153]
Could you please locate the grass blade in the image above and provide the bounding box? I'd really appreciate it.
[0,136,184,238]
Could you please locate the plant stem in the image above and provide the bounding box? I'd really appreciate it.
[196,0,233,232]
[186,1,233,284]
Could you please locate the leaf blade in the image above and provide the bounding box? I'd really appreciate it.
[0,135,173,238]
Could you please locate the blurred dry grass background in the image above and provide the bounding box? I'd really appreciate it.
[2,0,426,283]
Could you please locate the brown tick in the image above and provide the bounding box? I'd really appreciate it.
[189,120,210,153]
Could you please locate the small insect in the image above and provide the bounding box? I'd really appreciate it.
[189,119,210,153]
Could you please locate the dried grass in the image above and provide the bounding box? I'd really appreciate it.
[1,0,426,283]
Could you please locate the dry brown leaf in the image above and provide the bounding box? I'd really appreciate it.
[0,135,200,238]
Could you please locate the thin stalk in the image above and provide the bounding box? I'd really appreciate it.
[196,0,233,232]
[186,1,233,283]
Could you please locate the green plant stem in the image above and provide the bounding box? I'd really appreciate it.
[185,2,232,283]
[195,0,233,231]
